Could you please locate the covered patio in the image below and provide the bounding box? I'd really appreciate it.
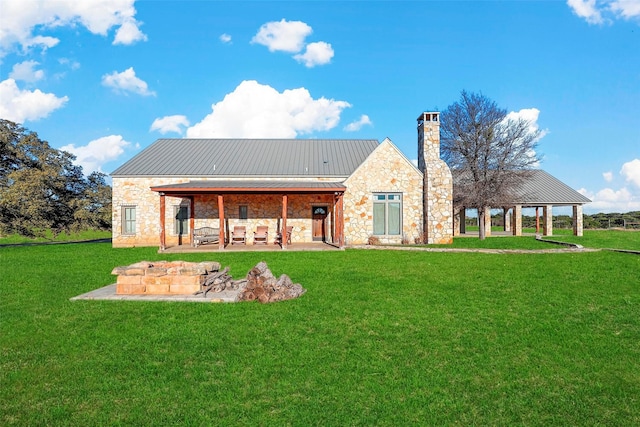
[150,180,346,251]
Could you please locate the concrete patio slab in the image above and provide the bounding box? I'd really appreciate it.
[70,284,239,303]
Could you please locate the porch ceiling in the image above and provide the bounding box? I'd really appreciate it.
[150,180,346,195]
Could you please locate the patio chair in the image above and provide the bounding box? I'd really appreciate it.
[231,226,246,245]
[275,225,293,245]
[253,226,268,245]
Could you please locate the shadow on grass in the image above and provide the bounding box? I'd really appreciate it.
[0,238,112,247]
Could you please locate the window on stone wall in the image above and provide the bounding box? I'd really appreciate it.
[239,205,248,220]
[122,206,136,235]
[174,205,189,235]
[373,193,402,235]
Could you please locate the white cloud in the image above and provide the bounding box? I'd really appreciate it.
[344,115,373,132]
[101,67,156,96]
[567,0,640,24]
[9,60,44,82]
[0,0,147,57]
[186,80,351,138]
[220,33,232,43]
[61,135,131,174]
[621,158,640,187]
[150,115,190,134]
[113,18,148,45]
[59,57,81,70]
[567,0,604,24]
[579,157,640,213]
[0,78,68,123]
[610,0,640,18]
[580,186,640,212]
[251,19,312,53]
[294,41,334,67]
[505,108,548,141]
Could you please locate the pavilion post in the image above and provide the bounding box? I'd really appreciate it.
[483,206,492,237]
[573,204,583,236]
[503,207,510,232]
[512,205,522,236]
[543,205,553,236]
[218,195,225,250]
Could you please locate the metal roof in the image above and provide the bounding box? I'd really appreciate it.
[111,138,380,177]
[453,169,591,206]
[515,170,591,205]
[150,180,346,194]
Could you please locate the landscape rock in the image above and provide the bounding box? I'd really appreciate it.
[237,261,306,303]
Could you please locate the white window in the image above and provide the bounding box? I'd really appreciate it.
[122,206,136,235]
[373,193,402,236]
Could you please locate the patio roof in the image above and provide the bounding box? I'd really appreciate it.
[150,180,346,195]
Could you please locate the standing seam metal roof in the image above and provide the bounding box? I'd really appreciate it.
[453,169,591,205]
[111,138,380,177]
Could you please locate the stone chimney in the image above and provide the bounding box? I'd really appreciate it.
[418,112,454,244]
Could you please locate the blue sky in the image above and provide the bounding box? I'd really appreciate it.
[1,0,639,214]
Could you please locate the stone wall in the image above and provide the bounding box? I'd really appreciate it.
[418,113,454,244]
[112,261,220,295]
[343,138,423,244]
[112,177,189,247]
[112,177,337,247]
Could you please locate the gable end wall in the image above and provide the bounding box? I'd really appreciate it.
[343,139,423,244]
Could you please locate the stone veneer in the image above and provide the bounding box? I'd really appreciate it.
[343,138,423,244]
[112,176,338,247]
[112,261,220,295]
[418,113,454,244]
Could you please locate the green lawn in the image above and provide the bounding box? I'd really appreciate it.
[542,229,640,251]
[1,234,639,425]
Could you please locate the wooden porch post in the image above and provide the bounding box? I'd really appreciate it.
[335,192,344,248]
[159,193,166,251]
[218,195,225,250]
[535,207,540,234]
[189,196,195,246]
[281,194,288,249]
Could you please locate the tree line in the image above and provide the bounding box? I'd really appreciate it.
[474,211,640,230]
[0,119,111,238]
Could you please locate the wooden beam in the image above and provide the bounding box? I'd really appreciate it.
[189,196,195,246]
[335,192,344,248]
[159,193,166,251]
[281,194,288,249]
[218,195,225,250]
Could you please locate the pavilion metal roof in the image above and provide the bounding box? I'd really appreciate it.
[453,169,591,206]
[111,138,380,177]
[515,170,591,205]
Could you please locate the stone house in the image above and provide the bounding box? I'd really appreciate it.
[111,112,453,249]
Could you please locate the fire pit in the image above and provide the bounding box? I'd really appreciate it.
[112,261,220,295]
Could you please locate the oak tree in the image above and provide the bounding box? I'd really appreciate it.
[0,119,112,237]
[440,91,542,239]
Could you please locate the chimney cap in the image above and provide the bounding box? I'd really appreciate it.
[418,112,439,122]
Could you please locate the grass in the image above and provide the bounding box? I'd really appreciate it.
[1,233,639,425]
[541,229,640,250]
